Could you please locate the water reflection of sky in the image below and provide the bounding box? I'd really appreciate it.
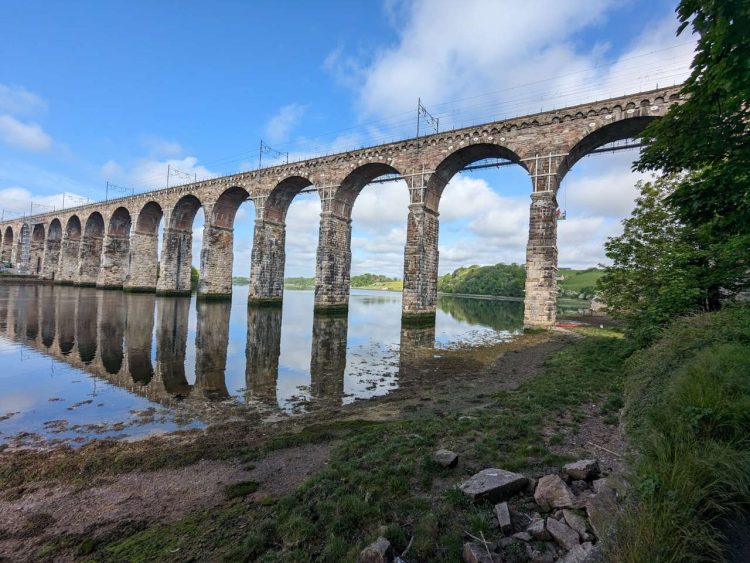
[0,285,524,445]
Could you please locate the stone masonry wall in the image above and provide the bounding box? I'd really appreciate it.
[56,236,81,283]
[198,224,234,298]
[97,234,130,288]
[156,228,193,295]
[41,239,61,279]
[124,232,159,291]
[314,213,352,311]
[76,235,103,286]
[402,204,440,321]
[523,192,558,327]
[248,220,286,303]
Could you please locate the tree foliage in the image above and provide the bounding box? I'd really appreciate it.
[636,0,750,235]
[438,264,526,297]
[597,176,748,344]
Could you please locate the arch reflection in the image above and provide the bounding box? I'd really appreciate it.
[155,297,191,397]
[99,291,126,374]
[76,289,98,363]
[40,285,56,348]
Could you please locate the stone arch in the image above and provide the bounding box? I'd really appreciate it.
[557,116,656,180]
[248,176,316,305]
[97,207,132,289]
[426,143,527,212]
[313,162,404,312]
[332,163,403,219]
[401,143,528,323]
[264,176,313,224]
[156,195,202,295]
[30,224,45,275]
[211,186,250,228]
[198,186,252,299]
[42,218,63,279]
[1,226,13,262]
[125,202,163,292]
[57,216,82,283]
[77,212,105,286]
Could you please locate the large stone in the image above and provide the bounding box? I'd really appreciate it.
[557,542,599,563]
[546,517,580,551]
[563,460,600,481]
[526,518,552,541]
[459,468,528,502]
[462,542,502,563]
[434,449,459,468]
[358,537,393,563]
[585,487,619,540]
[563,509,592,541]
[534,474,575,512]
[494,502,512,534]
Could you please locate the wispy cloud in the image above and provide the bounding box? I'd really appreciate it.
[0,115,52,151]
[265,103,306,143]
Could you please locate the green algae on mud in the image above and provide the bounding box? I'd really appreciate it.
[70,328,630,562]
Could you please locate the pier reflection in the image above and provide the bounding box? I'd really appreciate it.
[0,285,521,419]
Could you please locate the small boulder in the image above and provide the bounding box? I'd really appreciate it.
[494,502,512,535]
[512,531,531,542]
[358,537,393,563]
[563,460,600,482]
[563,509,592,542]
[459,468,528,502]
[546,517,580,551]
[526,518,552,541]
[462,542,502,563]
[585,487,619,540]
[434,449,459,468]
[534,475,575,512]
[558,542,599,563]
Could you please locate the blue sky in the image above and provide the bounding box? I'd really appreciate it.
[0,0,695,277]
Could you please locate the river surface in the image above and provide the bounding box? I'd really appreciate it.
[0,284,529,446]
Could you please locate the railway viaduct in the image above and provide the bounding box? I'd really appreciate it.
[0,86,683,327]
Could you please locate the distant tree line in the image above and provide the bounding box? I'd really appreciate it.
[437,264,526,297]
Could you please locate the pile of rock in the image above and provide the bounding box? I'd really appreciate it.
[357,453,624,563]
[458,459,624,563]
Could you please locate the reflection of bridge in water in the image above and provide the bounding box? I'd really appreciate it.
[0,285,516,413]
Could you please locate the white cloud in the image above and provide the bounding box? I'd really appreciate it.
[100,159,125,180]
[140,135,184,158]
[0,84,46,115]
[131,156,216,190]
[328,2,694,132]
[0,115,52,151]
[265,103,306,143]
[0,186,87,216]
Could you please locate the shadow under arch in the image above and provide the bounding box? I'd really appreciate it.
[157,195,202,296]
[78,212,105,286]
[198,186,252,299]
[126,201,163,292]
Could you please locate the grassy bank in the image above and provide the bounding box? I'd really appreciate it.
[609,303,750,562]
[48,330,628,561]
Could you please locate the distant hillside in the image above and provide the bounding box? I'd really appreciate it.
[557,267,604,299]
[438,264,526,297]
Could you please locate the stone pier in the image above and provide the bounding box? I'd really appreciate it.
[401,204,439,324]
[97,233,130,288]
[124,231,159,291]
[248,219,286,305]
[198,223,234,300]
[314,212,352,312]
[56,220,81,284]
[523,191,558,328]
[156,227,193,296]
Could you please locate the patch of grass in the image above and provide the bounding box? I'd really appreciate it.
[96,332,630,561]
[224,480,259,499]
[609,304,750,563]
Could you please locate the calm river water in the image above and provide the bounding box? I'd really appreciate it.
[0,284,526,446]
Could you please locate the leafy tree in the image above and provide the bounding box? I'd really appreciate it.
[636,0,750,235]
[597,176,748,344]
[191,266,199,289]
[438,263,526,297]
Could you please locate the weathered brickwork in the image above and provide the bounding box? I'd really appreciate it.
[314,213,352,311]
[0,87,683,327]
